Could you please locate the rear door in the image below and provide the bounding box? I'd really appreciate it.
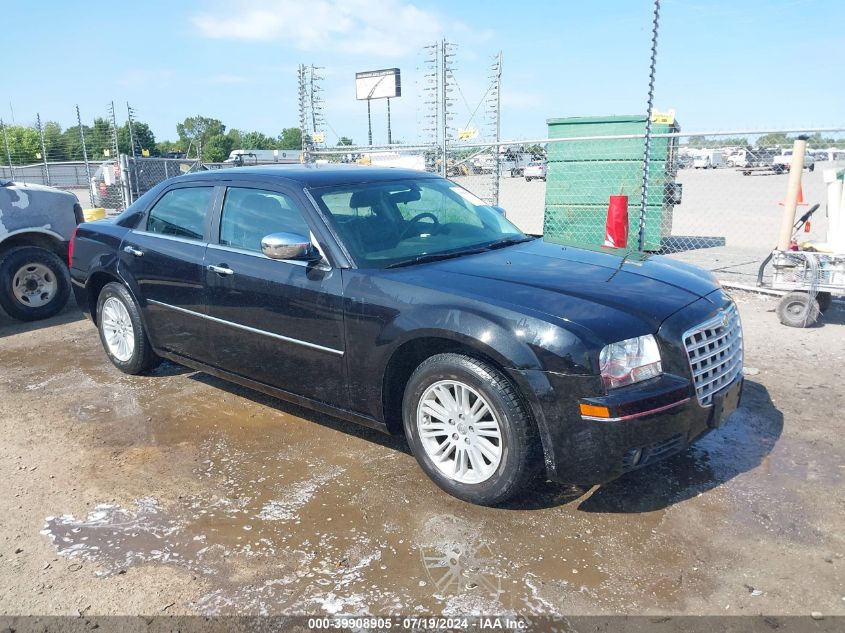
[119,183,218,363]
[203,183,347,407]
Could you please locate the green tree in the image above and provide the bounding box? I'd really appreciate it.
[226,128,243,149]
[87,118,115,160]
[3,125,41,164]
[176,116,227,159]
[337,136,353,146]
[278,127,302,150]
[202,134,234,163]
[756,132,792,148]
[118,121,157,156]
[155,140,186,158]
[238,130,275,150]
[42,121,66,161]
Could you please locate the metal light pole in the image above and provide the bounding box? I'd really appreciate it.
[637,0,661,252]
[387,98,392,145]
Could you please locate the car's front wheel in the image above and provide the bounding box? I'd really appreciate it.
[403,353,540,505]
[96,282,159,374]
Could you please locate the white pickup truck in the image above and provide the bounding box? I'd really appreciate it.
[772,150,815,174]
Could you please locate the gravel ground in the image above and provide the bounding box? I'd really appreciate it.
[0,291,843,619]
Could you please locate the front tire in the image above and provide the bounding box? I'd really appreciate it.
[402,353,540,506]
[96,282,159,374]
[0,246,71,322]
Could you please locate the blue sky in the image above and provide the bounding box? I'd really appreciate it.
[5,0,843,145]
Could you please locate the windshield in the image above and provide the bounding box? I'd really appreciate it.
[312,178,527,269]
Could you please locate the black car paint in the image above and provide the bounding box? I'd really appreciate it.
[70,166,740,485]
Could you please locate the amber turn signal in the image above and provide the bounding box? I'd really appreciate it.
[579,403,611,419]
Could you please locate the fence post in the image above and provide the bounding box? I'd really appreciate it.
[108,101,126,210]
[76,105,94,208]
[119,154,132,206]
[637,0,661,252]
[1,119,13,181]
[36,113,51,186]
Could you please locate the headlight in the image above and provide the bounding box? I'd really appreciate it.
[599,334,662,389]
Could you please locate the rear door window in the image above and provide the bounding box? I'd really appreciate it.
[146,187,213,240]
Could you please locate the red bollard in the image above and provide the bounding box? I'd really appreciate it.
[603,195,629,248]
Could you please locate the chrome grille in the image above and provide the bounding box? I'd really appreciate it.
[683,303,743,406]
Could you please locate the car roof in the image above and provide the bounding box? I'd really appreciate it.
[172,164,441,188]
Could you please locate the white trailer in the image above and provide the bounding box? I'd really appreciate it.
[224,149,302,166]
[692,149,725,169]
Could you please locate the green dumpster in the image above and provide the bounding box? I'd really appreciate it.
[543,115,680,251]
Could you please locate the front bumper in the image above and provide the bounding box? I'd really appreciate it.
[507,291,744,485]
[510,368,741,485]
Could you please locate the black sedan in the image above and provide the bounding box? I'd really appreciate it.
[69,166,743,505]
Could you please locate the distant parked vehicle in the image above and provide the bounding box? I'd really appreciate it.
[224,149,302,166]
[0,180,82,321]
[693,150,725,169]
[772,150,815,174]
[501,151,533,177]
[524,161,547,181]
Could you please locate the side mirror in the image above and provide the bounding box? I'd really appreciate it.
[261,232,319,261]
[492,206,507,218]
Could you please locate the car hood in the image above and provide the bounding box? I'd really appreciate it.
[391,238,720,340]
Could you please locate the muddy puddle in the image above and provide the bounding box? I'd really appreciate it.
[19,334,841,615]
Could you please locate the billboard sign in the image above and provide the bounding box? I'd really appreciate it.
[355,68,401,100]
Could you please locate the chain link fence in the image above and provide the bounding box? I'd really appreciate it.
[315,128,845,284]
[3,109,843,285]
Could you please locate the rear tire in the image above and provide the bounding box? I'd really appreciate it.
[402,353,541,506]
[0,246,70,322]
[777,291,820,328]
[96,282,160,374]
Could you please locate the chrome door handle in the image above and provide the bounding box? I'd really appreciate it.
[123,245,144,257]
[207,264,234,276]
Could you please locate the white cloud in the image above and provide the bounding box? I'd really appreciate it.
[192,0,451,57]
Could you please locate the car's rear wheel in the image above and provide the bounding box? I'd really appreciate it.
[403,353,540,505]
[96,282,159,374]
[0,246,71,322]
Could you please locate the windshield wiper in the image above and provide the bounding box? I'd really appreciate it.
[385,236,535,269]
[484,235,536,250]
[385,247,490,269]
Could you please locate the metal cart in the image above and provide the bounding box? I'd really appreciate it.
[757,204,845,327]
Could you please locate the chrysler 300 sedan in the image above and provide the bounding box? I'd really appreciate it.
[69,166,743,505]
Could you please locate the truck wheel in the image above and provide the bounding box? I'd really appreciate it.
[403,353,541,506]
[777,292,820,328]
[0,246,71,322]
[96,282,160,374]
